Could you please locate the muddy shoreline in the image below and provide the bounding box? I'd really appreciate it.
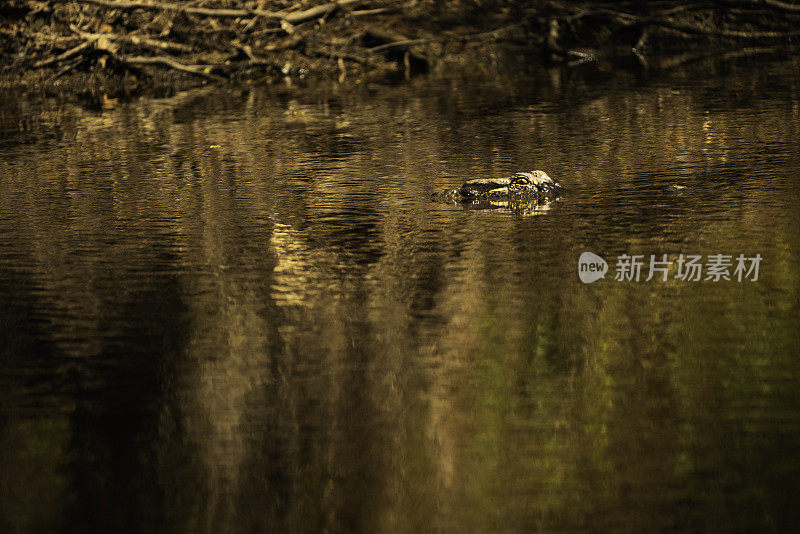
[3,0,800,106]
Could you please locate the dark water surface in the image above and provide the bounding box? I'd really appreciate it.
[2,55,800,532]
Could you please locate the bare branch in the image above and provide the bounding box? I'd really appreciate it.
[70,25,194,53]
[57,0,363,24]
[120,55,225,79]
[33,38,99,68]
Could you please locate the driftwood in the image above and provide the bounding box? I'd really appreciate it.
[55,0,363,25]
[585,6,800,39]
[120,56,225,79]
[539,0,800,66]
[10,0,800,88]
[738,0,800,12]
[17,0,394,81]
[33,38,100,68]
[70,27,194,53]
[350,7,398,16]
[361,27,429,72]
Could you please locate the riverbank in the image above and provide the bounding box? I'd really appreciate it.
[3,0,800,106]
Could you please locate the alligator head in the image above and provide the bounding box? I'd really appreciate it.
[432,170,563,213]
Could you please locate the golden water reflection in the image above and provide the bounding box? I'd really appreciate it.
[1,56,800,532]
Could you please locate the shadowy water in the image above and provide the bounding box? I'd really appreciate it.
[1,54,800,533]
